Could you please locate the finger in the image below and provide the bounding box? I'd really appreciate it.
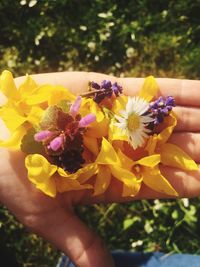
[174,106,200,131]
[87,165,200,205]
[119,77,200,107]
[168,132,200,162]
[15,73,200,107]
[133,166,200,200]
[138,166,200,199]
[35,207,115,267]
[14,72,117,96]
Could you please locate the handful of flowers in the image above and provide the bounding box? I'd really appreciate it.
[0,70,198,198]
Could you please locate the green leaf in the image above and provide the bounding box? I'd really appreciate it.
[40,105,73,131]
[123,216,141,230]
[57,99,71,113]
[40,105,61,130]
[21,128,44,154]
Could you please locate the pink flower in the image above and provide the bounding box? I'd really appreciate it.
[48,136,64,151]
[79,113,96,127]
[34,130,53,142]
[69,96,82,117]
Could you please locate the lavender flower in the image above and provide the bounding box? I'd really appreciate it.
[79,113,96,127]
[48,136,64,151]
[90,80,123,103]
[34,130,53,142]
[69,96,82,117]
[149,96,176,125]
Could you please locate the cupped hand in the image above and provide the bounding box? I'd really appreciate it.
[0,72,200,267]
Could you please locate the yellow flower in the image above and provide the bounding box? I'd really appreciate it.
[117,149,178,196]
[81,97,109,138]
[0,71,43,148]
[25,154,58,197]
[0,70,75,149]
[92,138,141,197]
[25,154,97,197]
[145,113,198,171]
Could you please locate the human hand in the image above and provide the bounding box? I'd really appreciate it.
[0,72,200,267]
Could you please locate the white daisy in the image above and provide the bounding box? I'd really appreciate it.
[115,96,153,149]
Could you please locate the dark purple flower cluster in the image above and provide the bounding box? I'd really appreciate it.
[149,96,175,125]
[91,80,123,103]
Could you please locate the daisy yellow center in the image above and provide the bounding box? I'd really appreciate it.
[127,112,140,131]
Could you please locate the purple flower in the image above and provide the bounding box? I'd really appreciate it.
[79,113,96,127]
[48,136,64,151]
[34,130,53,142]
[149,96,175,126]
[90,80,123,103]
[101,80,112,89]
[112,82,123,96]
[91,81,100,90]
[69,96,82,117]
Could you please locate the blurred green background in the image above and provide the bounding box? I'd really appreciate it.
[0,0,200,266]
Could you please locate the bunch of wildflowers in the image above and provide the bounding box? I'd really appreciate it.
[0,70,198,198]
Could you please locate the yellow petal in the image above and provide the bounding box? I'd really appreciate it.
[86,118,109,138]
[48,86,75,105]
[57,167,78,179]
[109,165,141,197]
[157,112,177,146]
[25,84,75,105]
[96,138,120,165]
[117,149,134,170]
[138,76,159,102]
[145,134,158,155]
[0,70,20,100]
[83,135,99,156]
[0,126,26,149]
[112,95,128,114]
[78,164,98,183]
[135,154,160,167]
[56,178,92,193]
[18,74,38,97]
[108,122,128,142]
[25,85,53,105]
[25,154,57,197]
[27,106,44,126]
[93,166,111,196]
[161,143,198,171]
[142,167,178,196]
[81,98,104,122]
[122,182,141,197]
[58,163,97,182]
[0,106,26,131]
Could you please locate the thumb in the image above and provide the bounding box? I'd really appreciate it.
[35,207,115,267]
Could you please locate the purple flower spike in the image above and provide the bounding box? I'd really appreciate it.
[149,95,176,127]
[90,80,123,103]
[112,82,123,96]
[91,81,100,90]
[101,80,112,89]
[49,136,63,151]
[166,96,175,106]
[34,130,53,142]
[79,113,96,127]
[70,96,82,117]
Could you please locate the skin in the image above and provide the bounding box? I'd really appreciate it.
[0,72,200,267]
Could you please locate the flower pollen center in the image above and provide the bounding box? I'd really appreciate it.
[127,112,140,131]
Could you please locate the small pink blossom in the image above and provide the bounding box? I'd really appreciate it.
[69,96,82,117]
[49,136,64,151]
[79,113,96,127]
[34,130,53,142]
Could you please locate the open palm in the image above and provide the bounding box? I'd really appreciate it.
[0,72,200,267]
